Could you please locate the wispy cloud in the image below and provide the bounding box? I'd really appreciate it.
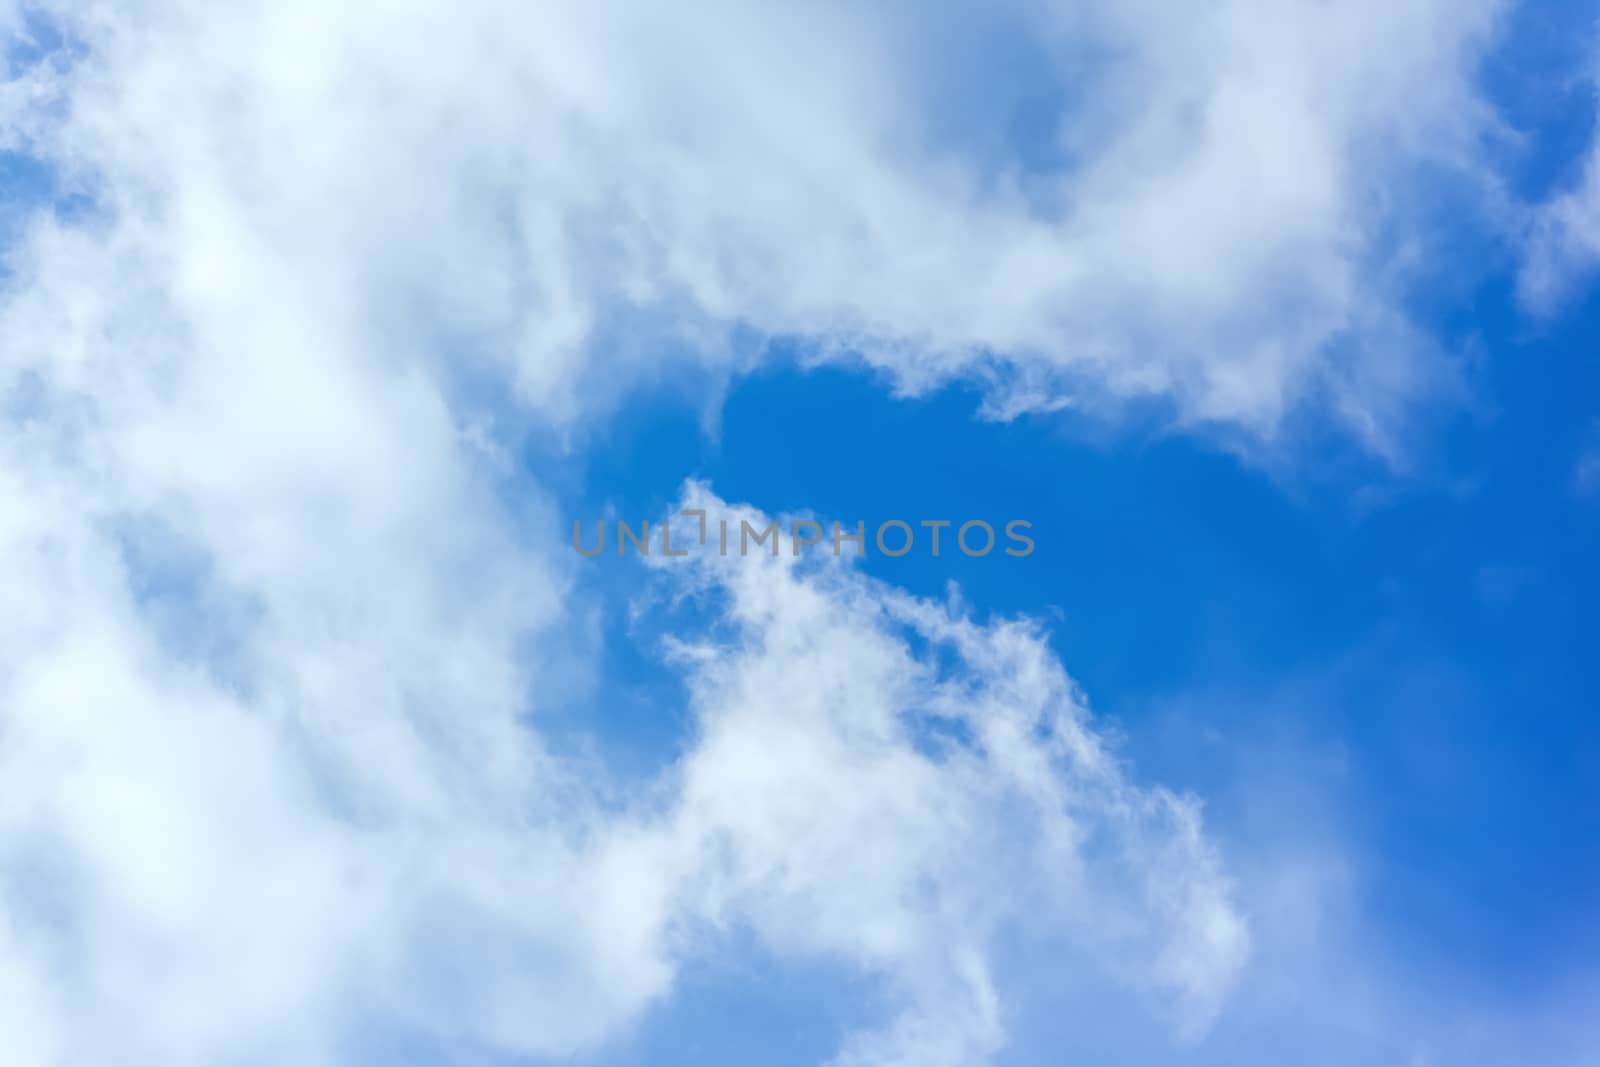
[1521,37,1600,311]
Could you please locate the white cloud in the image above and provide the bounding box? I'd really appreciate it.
[644,485,1248,1063]
[1522,49,1600,309]
[7,0,1506,448]
[1525,158,1600,309]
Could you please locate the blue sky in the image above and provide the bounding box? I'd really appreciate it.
[556,309,1598,1060]
[2,2,1599,1066]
